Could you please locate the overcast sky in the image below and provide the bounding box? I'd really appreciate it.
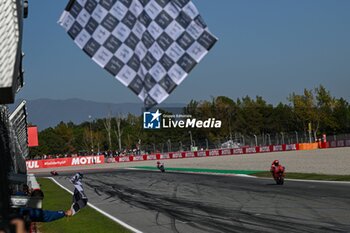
[18,0,350,105]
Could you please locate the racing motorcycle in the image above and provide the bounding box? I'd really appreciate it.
[157,161,165,173]
[272,166,285,185]
[50,170,59,176]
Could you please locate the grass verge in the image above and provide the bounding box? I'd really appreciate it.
[252,172,350,181]
[37,178,131,233]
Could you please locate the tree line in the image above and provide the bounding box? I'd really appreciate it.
[28,85,350,158]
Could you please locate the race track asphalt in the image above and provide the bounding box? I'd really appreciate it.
[47,170,350,233]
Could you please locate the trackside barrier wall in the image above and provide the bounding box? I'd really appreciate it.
[26,141,349,169]
[298,143,319,150]
[26,155,104,170]
[114,144,300,163]
[329,140,350,148]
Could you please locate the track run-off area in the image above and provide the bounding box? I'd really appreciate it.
[44,169,350,233]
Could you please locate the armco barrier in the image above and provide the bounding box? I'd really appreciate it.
[26,155,104,170]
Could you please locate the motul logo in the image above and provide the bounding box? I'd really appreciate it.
[26,161,39,169]
[71,156,102,165]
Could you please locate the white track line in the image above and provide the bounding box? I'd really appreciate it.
[48,177,143,233]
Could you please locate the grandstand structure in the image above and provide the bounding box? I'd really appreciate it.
[0,0,28,231]
[0,0,25,104]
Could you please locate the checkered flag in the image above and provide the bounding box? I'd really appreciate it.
[70,173,88,215]
[59,0,217,108]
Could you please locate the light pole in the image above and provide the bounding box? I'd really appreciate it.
[295,131,299,144]
[281,132,285,144]
[241,135,245,146]
[262,132,265,145]
[88,115,93,153]
[266,133,271,145]
[253,134,258,147]
[179,141,183,152]
[167,139,172,152]
[205,138,209,150]
[159,143,164,153]
[188,131,193,149]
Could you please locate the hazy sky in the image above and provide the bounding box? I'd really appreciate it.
[18,0,350,105]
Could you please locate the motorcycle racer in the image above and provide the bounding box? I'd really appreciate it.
[270,160,285,181]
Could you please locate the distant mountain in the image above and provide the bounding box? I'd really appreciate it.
[14,98,185,130]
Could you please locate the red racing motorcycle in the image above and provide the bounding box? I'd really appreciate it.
[270,160,285,185]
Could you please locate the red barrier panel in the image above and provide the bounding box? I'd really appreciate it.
[272,145,283,152]
[185,152,195,158]
[233,148,244,154]
[171,152,180,159]
[259,146,271,153]
[116,156,130,163]
[28,126,39,147]
[147,154,158,160]
[246,147,257,154]
[285,144,297,151]
[160,153,171,159]
[219,149,231,156]
[209,150,220,156]
[133,156,145,161]
[197,151,207,157]
[319,142,328,149]
[27,156,104,170]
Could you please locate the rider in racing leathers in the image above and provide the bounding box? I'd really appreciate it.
[270,160,285,180]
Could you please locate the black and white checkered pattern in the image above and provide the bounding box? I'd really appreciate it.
[70,173,88,215]
[59,0,217,108]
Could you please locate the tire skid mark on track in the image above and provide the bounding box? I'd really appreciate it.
[52,170,350,233]
[170,184,180,233]
[79,171,349,233]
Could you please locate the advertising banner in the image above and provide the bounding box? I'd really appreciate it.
[160,154,171,159]
[245,147,257,154]
[147,155,158,160]
[209,150,220,156]
[133,156,145,161]
[26,156,104,170]
[259,146,271,153]
[197,151,207,157]
[285,144,297,151]
[273,145,283,152]
[233,148,244,154]
[172,153,183,159]
[221,149,232,155]
[185,152,195,158]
